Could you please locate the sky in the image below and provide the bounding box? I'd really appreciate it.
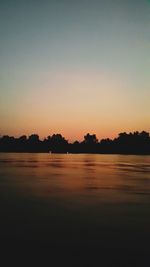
[0,0,150,141]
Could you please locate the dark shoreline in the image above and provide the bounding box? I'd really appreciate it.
[0,151,150,155]
[1,131,150,155]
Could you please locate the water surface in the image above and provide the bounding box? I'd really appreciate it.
[0,153,150,266]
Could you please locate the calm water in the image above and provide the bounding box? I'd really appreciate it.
[0,153,150,266]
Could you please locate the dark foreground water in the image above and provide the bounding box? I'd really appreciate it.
[0,153,150,266]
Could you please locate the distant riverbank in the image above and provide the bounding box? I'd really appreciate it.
[0,131,150,154]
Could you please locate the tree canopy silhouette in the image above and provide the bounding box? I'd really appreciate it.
[0,131,150,154]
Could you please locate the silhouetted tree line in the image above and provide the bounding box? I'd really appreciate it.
[0,131,150,154]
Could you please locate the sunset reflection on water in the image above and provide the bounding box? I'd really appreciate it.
[0,153,150,265]
[0,153,150,203]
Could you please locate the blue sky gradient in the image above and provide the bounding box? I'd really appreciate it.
[0,0,150,140]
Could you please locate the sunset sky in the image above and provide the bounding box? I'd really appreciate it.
[0,0,150,141]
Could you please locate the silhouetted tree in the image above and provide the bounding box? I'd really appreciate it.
[0,131,150,154]
[48,134,68,153]
[27,134,41,152]
[28,134,39,142]
[84,133,98,144]
[18,135,27,142]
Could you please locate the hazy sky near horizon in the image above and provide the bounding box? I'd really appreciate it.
[0,0,150,141]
